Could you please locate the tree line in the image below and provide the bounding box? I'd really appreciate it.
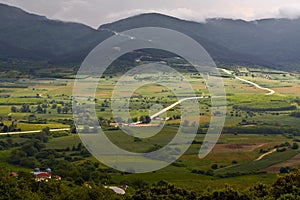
[0,168,299,199]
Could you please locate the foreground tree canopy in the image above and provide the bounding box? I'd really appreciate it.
[0,168,300,200]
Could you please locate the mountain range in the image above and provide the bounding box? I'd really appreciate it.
[1,3,300,70]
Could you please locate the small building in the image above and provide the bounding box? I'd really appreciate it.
[45,168,51,173]
[109,122,119,127]
[32,168,61,181]
[10,172,18,178]
[54,175,62,180]
[36,172,51,181]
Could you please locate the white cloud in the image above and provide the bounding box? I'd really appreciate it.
[278,6,300,19]
[104,8,206,24]
[1,0,300,28]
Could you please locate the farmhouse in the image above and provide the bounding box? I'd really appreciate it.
[109,122,119,127]
[32,168,61,181]
[35,172,51,181]
[10,172,18,178]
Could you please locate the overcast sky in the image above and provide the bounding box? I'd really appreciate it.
[1,0,300,28]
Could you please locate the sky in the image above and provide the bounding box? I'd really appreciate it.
[1,0,300,28]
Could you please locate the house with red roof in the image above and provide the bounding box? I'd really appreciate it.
[36,172,51,181]
[32,168,61,181]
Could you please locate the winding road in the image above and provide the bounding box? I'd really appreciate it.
[149,68,275,121]
[255,149,277,161]
[131,96,206,125]
[221,68,275,95]
[4,69,274,134]
[221,68,278,161]
[0,128,70,136]
[150,96,205,119]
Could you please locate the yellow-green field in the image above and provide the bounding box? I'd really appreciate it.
[0,67,300,190]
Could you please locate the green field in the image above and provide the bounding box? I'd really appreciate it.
[0,66,300,190]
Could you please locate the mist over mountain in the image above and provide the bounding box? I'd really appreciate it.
[1,3,300,70]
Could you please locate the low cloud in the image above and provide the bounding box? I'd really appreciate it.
[278,6,300,19]
[2,0,300,28]
[105,8,207,24]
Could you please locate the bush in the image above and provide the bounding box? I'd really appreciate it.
[232,160,238,164]
[277,147,287,152]
[206,170,214,176]
[280,167,291,174]
[292,143,299,150]
[131,179,149,189]
[211,163,218,169]
[191,169,205,175]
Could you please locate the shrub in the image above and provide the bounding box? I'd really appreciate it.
[292,143,299,150]
[211,163,218,169]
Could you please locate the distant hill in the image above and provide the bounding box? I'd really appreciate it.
[1,3,300,70]
[99,13,277,68]
[0,3,113,63]
[100,13,300,69]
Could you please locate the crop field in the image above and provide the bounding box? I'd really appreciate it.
[266,153,300,173]
[0,66,299,190]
